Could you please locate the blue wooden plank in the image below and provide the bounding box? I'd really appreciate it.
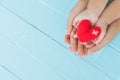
[0,5,64,80]
[0,0,76,47]
[0,4,111,80]
[0,33,111,80]
[16,27,111,80]
[37,0,78,17]
[0,66,20,80]
[0,5,28,41]
[84,45,120,80]
[1,0,119,55]
[0,34,63,80]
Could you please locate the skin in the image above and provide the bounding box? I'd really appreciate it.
[89,19,120,54]
[65,0,89,54]
[65,0,120,57]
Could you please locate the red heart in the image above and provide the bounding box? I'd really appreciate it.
[77,20,101,42]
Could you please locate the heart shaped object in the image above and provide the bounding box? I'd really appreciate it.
[77,20,101,42]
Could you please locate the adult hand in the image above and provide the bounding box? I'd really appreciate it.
[89,19,120,54]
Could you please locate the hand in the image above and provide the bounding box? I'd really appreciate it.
[85,0,120,49]
[65,0,108,56]
[89,19,120,54]
[65,0,120,57]
[64,0,89,54]
[65,0,88,44]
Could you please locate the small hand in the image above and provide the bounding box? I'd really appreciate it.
[68,0,108,55]
[65,0,89,53]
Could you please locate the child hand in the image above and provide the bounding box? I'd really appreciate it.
[64,0,89,53]
[65,0,88,44]
[68,0,108,54]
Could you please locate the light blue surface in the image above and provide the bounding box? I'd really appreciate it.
[0,65,20,80]
[0,0,120,80]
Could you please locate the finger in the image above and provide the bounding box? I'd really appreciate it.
[83,46,88,56]
[70,35,78,52]
[78,41,84,57]
[66,0,89,34]
[89,19,120,54]
[70,28,77,37]
[73,18,79,27]
[86,43,95,48]
[82,41,95,49]
[82,41,91,45]
[64,35,70,44]
[73,32,78,38]
[65,0,89,44]
[72,28,78,38]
